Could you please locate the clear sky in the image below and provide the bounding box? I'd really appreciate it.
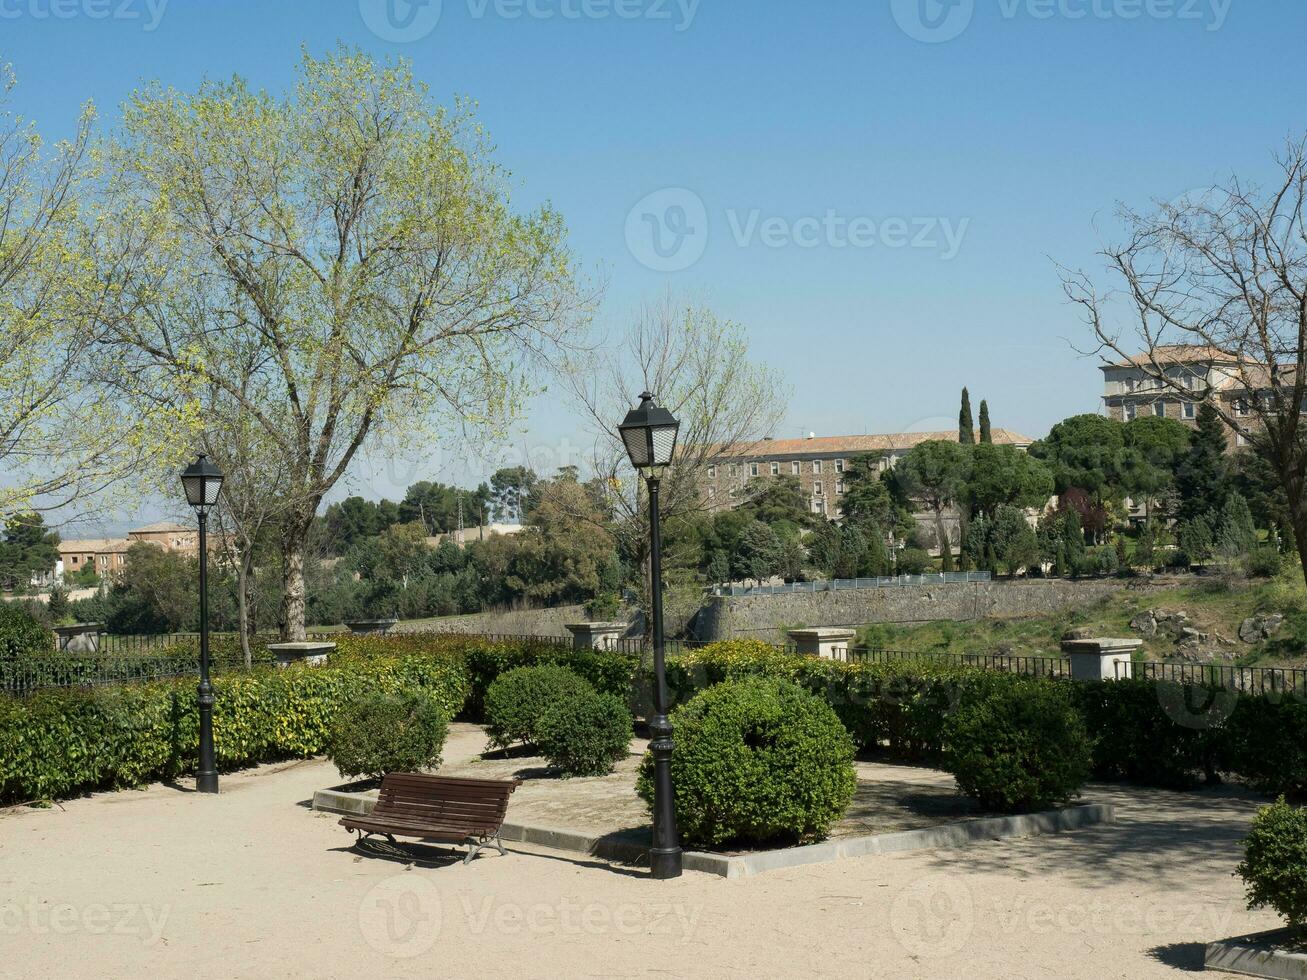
[5,0,1303,525]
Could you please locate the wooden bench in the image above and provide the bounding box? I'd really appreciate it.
[339,773,521,865]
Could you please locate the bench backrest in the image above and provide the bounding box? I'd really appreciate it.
[374,773,520,831]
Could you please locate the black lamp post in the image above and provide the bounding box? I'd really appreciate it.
[180,453,224,794]
[619,392,683,880]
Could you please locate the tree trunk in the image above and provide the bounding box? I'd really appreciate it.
[279,517,310,642]
[237,548,257,668]
[1281,468,1307,593]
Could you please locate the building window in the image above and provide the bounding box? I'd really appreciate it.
[1235,398,1250,417]
[707,487,716,501]
[1236,433,1248,447]
[814,481,823,496]
[707,465,716,479]
[1183,402,1196,420]
[791,461,800,476]
[835,459,845,473]
[812,460,822,475]
[836,480,845,494]
[749,462,759,477]
[1153,402,1166,418]
[1124,404,1137,421]
[770,461,779,476]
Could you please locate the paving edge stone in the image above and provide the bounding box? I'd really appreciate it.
[312,788,1114,879]
[1205,930,1307,979]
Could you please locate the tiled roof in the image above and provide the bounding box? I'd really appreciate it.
[129,521,193,534]
[709,429,1035,459]
[1105,345,1243,368]
[58,538,131,554]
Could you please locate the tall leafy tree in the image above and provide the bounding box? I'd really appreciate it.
[966,443,1054,518]
[96,49,579,639]
[1121,416,1191,518]
[0,514,60,591]
[489,467,538,523]
[978,400,992,444]
[892,440,972,563]
[1030,414,1128,505]
[959,388,975,445]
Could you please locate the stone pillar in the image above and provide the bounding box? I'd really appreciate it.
[267,641,336,669]
[564,623,627,651]
[787,627,858,660]
[1061,638,1141,682]
[53,623,102,653]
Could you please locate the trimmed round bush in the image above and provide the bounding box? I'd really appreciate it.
[942,678,1092,812]
[326,689,448,781]
[536,688,633,777]
[483,664,591,750]
[638,677,856,849]
[1237,797,1307,934]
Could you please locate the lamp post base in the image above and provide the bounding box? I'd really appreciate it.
[649,847,683,880]
[196,772,219,794]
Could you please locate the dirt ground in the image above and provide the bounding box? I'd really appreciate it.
[0,729,1283,979]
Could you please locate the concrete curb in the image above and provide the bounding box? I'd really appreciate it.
[1205,930,1307,979]
[312,788,1113,879]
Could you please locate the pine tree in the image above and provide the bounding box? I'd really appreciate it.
[1176,403,1231,524]
[959,388,975,445]
[1217,492,1258,561]
[940,532,954,573]
[979,400,992,444]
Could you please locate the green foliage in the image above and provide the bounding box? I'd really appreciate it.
[1030,414,1127,502]
[0,649,470,804]
[1217,492,1259,562]
[638,677,856,848]
[1177,516,1215,567]
[1224,694,1307,799]
[1177,403,1232,524]
[326,689,449,780]
[0,602,53,658]
[942,679,1092,811]
[1237,798,1307,934]
[978,399,992,444]
[959,387,975,445]
[986,505,1041,575]
[897,547,933,574]
[967,444,1054,517]
[536,688,632,777]
[0,514,60,592]
[483,664,592,750]
[1248,549,1285,579]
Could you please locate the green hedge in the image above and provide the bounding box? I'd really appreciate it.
[0,648,469,804]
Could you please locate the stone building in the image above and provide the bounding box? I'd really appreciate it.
[1100,345,1264,449]
[58,521,202,582]
[702,428,1036,522]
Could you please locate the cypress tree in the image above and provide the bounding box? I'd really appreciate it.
[1176,403,1230,524]
[979,400,992,444]
[959,388,975,445]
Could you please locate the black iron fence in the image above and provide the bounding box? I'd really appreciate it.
[1117,659,1307,694]
[838,646,1071,678]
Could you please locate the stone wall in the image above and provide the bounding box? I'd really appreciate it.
[396,604,603,639]
[694,578,1150,643]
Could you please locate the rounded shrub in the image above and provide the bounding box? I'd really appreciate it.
[483,664,591,750]
[638,677,856,849]
[325,689,448,781]
[536,688,632,777]
[0,602,53,658]
[1237,797,1307,935]
[942,678,1092,812]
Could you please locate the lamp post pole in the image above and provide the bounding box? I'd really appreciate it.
[646,475,682,879]
[196,508,218,794]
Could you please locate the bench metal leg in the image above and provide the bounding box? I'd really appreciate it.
[463,834,506,865]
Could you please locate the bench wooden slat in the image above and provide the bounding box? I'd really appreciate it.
[339,773,521,863]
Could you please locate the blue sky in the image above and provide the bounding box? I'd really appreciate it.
[5,0,1304,520]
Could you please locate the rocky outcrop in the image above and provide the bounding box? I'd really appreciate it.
[1238,614,1285,644]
